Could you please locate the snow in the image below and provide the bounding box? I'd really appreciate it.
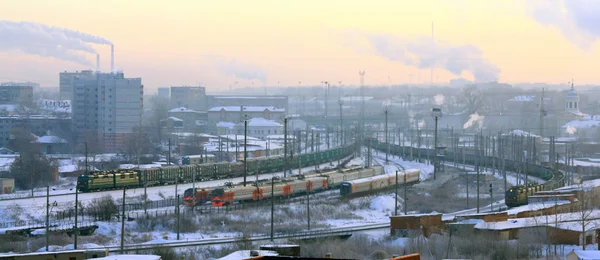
[58,164,78,173]
[504,200,571,215]
[169,107,197,113]
[209,106,285,112]
[38,99,71,113]
[247,117,282,127]
[217,250,278,259]
[563,118,600,129]
[0,104,18,112]
[167,116,183,122]
[34,135,68,144]
[509,95,535,102]
[90,255,161,260]
[370,195,398,213]
[505,129,539,137]
[569,250,600,259]
[0,156,16,171]
[217,121,235,129]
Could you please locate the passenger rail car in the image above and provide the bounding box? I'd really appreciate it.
[197,166,384,207]
[340,169,420,196]
[77,143,356,192]
[366,138,565,207]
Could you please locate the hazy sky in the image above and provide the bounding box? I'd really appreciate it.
[1,0,600,92]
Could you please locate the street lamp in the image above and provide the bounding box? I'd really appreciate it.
[384,107,389,164]
[431,108,443,180]
[338,99,344,146]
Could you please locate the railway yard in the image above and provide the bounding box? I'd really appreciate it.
[0,139,592,259]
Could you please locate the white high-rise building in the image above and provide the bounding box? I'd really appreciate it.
[60,70,95,100]
[71,72,143,152]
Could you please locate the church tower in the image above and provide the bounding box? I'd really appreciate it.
[565,81,580,114]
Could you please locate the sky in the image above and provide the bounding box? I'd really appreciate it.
[1,0,600,92]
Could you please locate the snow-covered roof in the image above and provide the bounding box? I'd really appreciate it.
[169,107,197,113]
[217,250,278,260]
[503,129,539,137]
[38,99,71,113]
[562,118,600,129]
[92,255,162,260]
[217,121,235,129]
[340,96,374,101]
[569,250,600,259]
[34,136,68,144]
[247,117,282,127]
[167,116,183,122]
[208,106,285,112]
[509,95,535,102]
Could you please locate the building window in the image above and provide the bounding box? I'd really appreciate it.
[575,102,578,109]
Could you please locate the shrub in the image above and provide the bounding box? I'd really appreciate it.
[87,195,118,221]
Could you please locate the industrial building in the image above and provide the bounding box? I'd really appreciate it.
[170,86,206,111]
[0,82,35,106]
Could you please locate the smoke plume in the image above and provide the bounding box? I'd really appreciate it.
[525,1,600,50]
[219,59,267,83]
[350,32,500,83]
[0,20,112,65]
[433,94,445,106]
[463,113,485,129]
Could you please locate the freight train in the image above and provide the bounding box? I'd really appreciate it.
[77,144,356,192]
[340,169,421,196]
[367,138,565,207]
[184,166,385,206]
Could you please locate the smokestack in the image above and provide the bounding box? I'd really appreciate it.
[111,44,114,73]
[96,54,100,72]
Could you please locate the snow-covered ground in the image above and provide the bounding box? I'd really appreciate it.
[0,157,355,221]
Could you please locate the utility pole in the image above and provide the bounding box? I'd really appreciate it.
[476,133,480,213]
[540,88,545,138]
[385,108,389,164]
[120,188,126,254]
[168,138,171,165]
[432,108,442,180]
[243,117,248,186]
[284,117,288,178]
[176,194,180,240]
[394,171,398,216]
[489,183,494,212]
[307,185,311,230]
[359,71,365,149]
[270,177,274,241]
[45,185,49,252]
[404,171,407,215]
[75,141,85,250]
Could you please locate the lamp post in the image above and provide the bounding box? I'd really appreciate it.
[338,100,344,166]
[243,115,248,186]
[431,108,442,180]
[384,107,389,164]
[74,141,87,249]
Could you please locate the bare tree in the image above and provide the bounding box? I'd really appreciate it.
[575,182,596,250]
[461,85,483,115]
[7,128,55,189]
[122,125,153,163]
[148,95,169,145]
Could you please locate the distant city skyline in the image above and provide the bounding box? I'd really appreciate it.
[1,0,600,91]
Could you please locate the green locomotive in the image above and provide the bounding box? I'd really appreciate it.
[77,144,356,192]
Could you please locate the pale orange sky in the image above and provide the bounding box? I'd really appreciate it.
[1,0,599,92]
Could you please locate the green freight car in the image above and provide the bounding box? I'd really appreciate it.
[77,143,356,192]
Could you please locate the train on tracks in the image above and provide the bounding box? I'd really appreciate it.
[76,144,356,192]
[340,169,420,196]
[185,166,390,206]
[367,138,565,207]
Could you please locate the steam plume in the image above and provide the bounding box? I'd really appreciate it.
[525,1,600,50]
[0,20,112,65]
[433,94,445,106]
[565,125,577,135]
[219,59,267,83]
[463,113,485,129]
[348,32,500,82]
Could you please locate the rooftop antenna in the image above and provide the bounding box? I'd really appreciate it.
[431,21,434,86]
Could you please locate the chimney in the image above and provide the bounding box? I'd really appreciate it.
[111,44,115,73]
[96,54,100,72]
